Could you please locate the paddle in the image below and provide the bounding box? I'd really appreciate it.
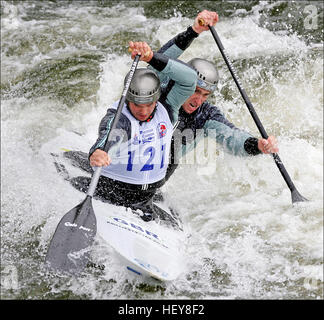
[199,20,307,204]
[45,55,141,274]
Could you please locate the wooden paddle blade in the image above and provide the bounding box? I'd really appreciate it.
[45,196,97,274]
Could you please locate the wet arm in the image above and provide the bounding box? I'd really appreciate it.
[89,108,130,158]
[149,53,197,123]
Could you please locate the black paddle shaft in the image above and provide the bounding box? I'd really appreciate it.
[46,55,141,274]
[208,26,307,203]
[103,54,141,150]
[87,55,140,197]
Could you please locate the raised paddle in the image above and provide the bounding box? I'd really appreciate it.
[199,19,307,204]
[45,55,141,274]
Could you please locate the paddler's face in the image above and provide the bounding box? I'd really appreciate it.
[182,87,211,114]
[129,101,157,121]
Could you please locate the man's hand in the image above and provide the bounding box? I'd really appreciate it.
[258,136,279,154]
[128,41,153,62]
[90,149,112,167]
[192,10,219,34]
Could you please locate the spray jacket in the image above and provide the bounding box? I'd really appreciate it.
[157,26,261,159]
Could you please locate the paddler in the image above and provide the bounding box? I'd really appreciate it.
[70,40,197,221]
[157,10,279,182]
[69,10,279,207]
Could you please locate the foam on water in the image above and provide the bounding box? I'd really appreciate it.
[1,1,322,299]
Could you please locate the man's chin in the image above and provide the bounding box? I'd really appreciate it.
[136,115,149,121]
[184,105,198,114]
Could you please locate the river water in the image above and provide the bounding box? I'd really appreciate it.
[1,1,323,300]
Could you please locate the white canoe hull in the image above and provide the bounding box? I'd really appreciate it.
[46,148,186,281]
[94,200,186,281]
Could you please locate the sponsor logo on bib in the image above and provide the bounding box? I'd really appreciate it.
[157,122,167,138]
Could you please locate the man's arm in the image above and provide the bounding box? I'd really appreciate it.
[204,120,259,157]
[203,104,260,156]
[88,108,131,160]
[148,52,197,123]
[129,41,197,123]
[203,106,278,156]
[173,103,259,158]
[158,26,199,59]
[155,26,199,88]
[158,10,219,60]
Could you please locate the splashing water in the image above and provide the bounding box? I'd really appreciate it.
[1,1,323,299]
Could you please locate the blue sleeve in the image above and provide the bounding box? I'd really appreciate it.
[157,26,199,87]
[149,53,197,124]
[177,105,260,158]
[204,120,253,157]
[205,106,263,156]
[162,59,197,122]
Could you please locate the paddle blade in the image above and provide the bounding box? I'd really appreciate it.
[291,188,308,203]
[45,195,97,274]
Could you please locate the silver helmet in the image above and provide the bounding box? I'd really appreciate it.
[188,58,219,92]
[125,68,161,104]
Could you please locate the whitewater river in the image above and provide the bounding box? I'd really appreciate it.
[1,1,323,300]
